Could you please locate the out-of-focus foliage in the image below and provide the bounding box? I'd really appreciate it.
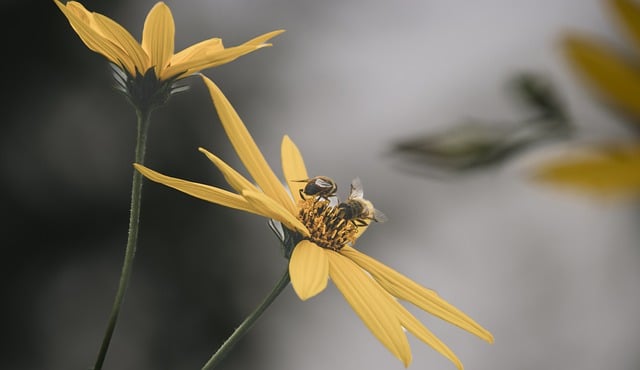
[390,73,571,176]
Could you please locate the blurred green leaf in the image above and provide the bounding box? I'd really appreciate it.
[390,72,571,176]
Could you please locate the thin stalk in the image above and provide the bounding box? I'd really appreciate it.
[201,268,291,370]
[93,107,152,370]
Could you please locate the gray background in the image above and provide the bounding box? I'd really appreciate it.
[4,0,640,369]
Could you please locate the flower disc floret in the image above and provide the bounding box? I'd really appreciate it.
[297,198,358,251]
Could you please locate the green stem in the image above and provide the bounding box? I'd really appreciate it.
[93,107,152,370]
[201,268,291,370]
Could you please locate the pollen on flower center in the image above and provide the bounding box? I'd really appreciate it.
[297,198,359,251]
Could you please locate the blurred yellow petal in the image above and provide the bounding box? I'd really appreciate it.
[611,0,640,52]
[134,164,259,215]
[198,147,259,194]
[92,13,149,74]
[534,144,640,196]
[202,75,297,214]
[281,135,309,201]
[563,34,640,120]
[395,303,464,370]
[341,246,494,343]
[328,252,412,367]
[142,2,175,75]
[289,240,329,300]
[242,190,309,236]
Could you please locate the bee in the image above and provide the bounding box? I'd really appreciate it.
[337,177,387,226]
[295,176,338,200]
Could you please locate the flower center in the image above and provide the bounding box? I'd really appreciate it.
[297,198,359,251]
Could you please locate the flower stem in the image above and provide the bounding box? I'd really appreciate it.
[201,268,291,370]
[93,107,152,370]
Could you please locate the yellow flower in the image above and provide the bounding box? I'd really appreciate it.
[134,75,493,368]
[562,0,640,121]
[55,1,283,110]
[55,1,283,80]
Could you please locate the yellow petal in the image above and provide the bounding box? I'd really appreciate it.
[328,252,412,367]
[198,147,259,194]
[289,240,329,300]
[242,190,309,236]
[341,246,494,344]
[201,75,297,214]
[281,135,309,201]
[92,13,150,75]
[243,29,286,46]
[169,38,224,68]
[162,30,283,79]
[134,163,259,215]
[142,2,175,76]
[60,1,91,22]
[533,143,640,196]
[563,34,640,120]
[180,30,281,71]
[55,0,133,73]
[395,303,464,370]
[354,223,369,241]
[164,44,259,79]
[611,0,640,52]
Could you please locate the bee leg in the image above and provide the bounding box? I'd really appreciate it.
[355,219,369,227]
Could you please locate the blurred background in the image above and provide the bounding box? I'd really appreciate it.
[4,0,640,369]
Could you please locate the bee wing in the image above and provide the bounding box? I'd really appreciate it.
[372,208,388,223]
[316,177,334,188]
[348,177,364,199]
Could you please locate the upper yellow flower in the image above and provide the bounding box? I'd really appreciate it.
[134,75,493,368]
[562,0,640,122]
[55,1,284,81]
